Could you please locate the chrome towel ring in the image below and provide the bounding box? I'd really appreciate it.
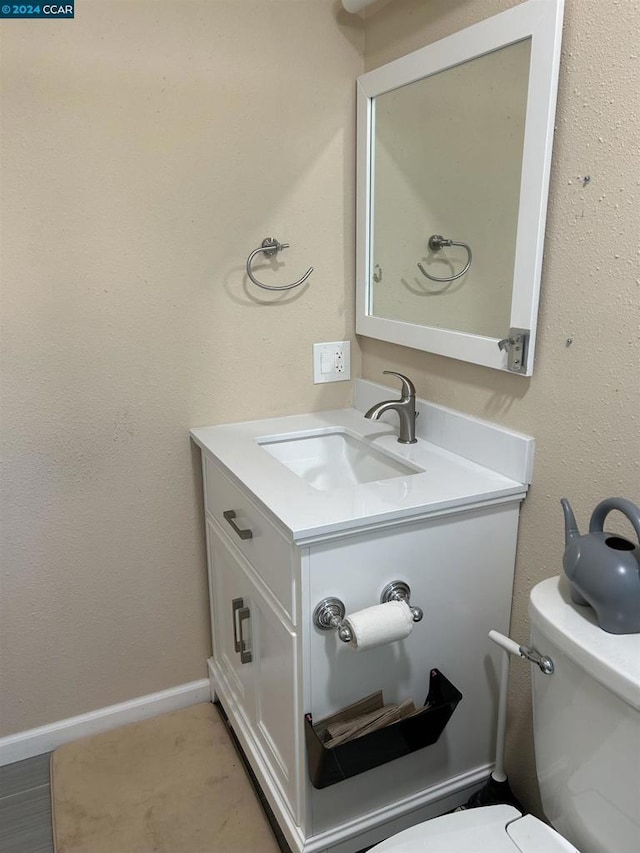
[246,237,314,291]
[417,234,472,283]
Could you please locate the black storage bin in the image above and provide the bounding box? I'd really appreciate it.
[304,668,462,789]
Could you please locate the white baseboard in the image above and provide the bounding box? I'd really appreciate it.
[0,678,210,767]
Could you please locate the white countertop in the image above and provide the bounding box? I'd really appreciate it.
[190,388,531,541]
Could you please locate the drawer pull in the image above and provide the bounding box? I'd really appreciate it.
[232,597,244,652]
[238,606,252,664]
[223,509,253,540]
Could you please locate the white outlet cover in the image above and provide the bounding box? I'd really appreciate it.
[313,341,350,383]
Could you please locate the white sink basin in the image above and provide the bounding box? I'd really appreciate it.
[257,430,421,491]
[191,382,533,538]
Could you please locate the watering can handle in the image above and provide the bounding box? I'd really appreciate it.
[589,497,640,542]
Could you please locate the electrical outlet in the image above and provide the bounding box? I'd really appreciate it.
[313,341,350,383]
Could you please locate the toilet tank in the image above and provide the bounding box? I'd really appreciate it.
[529,577,640,853]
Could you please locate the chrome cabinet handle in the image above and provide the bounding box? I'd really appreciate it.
[223,509,253,540]
[238,606,252,664]
[232,598,244,652]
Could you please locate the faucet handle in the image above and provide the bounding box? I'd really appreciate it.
[382,371,416,400]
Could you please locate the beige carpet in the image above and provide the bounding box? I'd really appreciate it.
[51,702,281,852]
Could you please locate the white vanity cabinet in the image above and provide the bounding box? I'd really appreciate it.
[191,386,533,853]
[199,466,523,852]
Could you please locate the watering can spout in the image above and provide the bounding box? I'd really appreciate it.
[561,498,580,544]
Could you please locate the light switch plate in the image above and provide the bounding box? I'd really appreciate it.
[313,341,351,383]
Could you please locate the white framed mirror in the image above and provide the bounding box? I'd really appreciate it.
[355,0,564,375]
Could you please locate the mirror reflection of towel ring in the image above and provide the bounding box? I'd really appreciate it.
[246,237,313,291]
[417,235,472,283]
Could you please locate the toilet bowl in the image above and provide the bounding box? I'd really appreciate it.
[371,576,640,853]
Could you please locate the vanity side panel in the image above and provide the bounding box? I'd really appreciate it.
[305,502,520,835]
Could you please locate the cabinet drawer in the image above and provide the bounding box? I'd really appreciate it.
[204,456,295,621]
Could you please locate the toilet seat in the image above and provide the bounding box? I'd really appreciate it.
[371,805,580,852]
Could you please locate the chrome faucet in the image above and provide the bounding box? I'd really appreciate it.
[364,371,418,444]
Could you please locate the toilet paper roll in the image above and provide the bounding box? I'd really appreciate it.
[344,600,414,651]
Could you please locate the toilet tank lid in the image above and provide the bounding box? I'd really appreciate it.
[529,577,640,710]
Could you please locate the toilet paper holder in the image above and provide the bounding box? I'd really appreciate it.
[313,581,423,644]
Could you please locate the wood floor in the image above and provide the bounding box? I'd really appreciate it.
[0,754,54,853]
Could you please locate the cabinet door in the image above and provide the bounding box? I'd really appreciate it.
[251,588,300,821]
[207,520,300,822]
[207,519,256,725]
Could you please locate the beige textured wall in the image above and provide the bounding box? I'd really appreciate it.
[0,1,363,737]
[362,0,640,814]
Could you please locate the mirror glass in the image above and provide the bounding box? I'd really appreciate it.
[356,1,563,374]
[371,39,530,338]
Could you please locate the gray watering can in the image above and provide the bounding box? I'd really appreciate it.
[561,497,640,634]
